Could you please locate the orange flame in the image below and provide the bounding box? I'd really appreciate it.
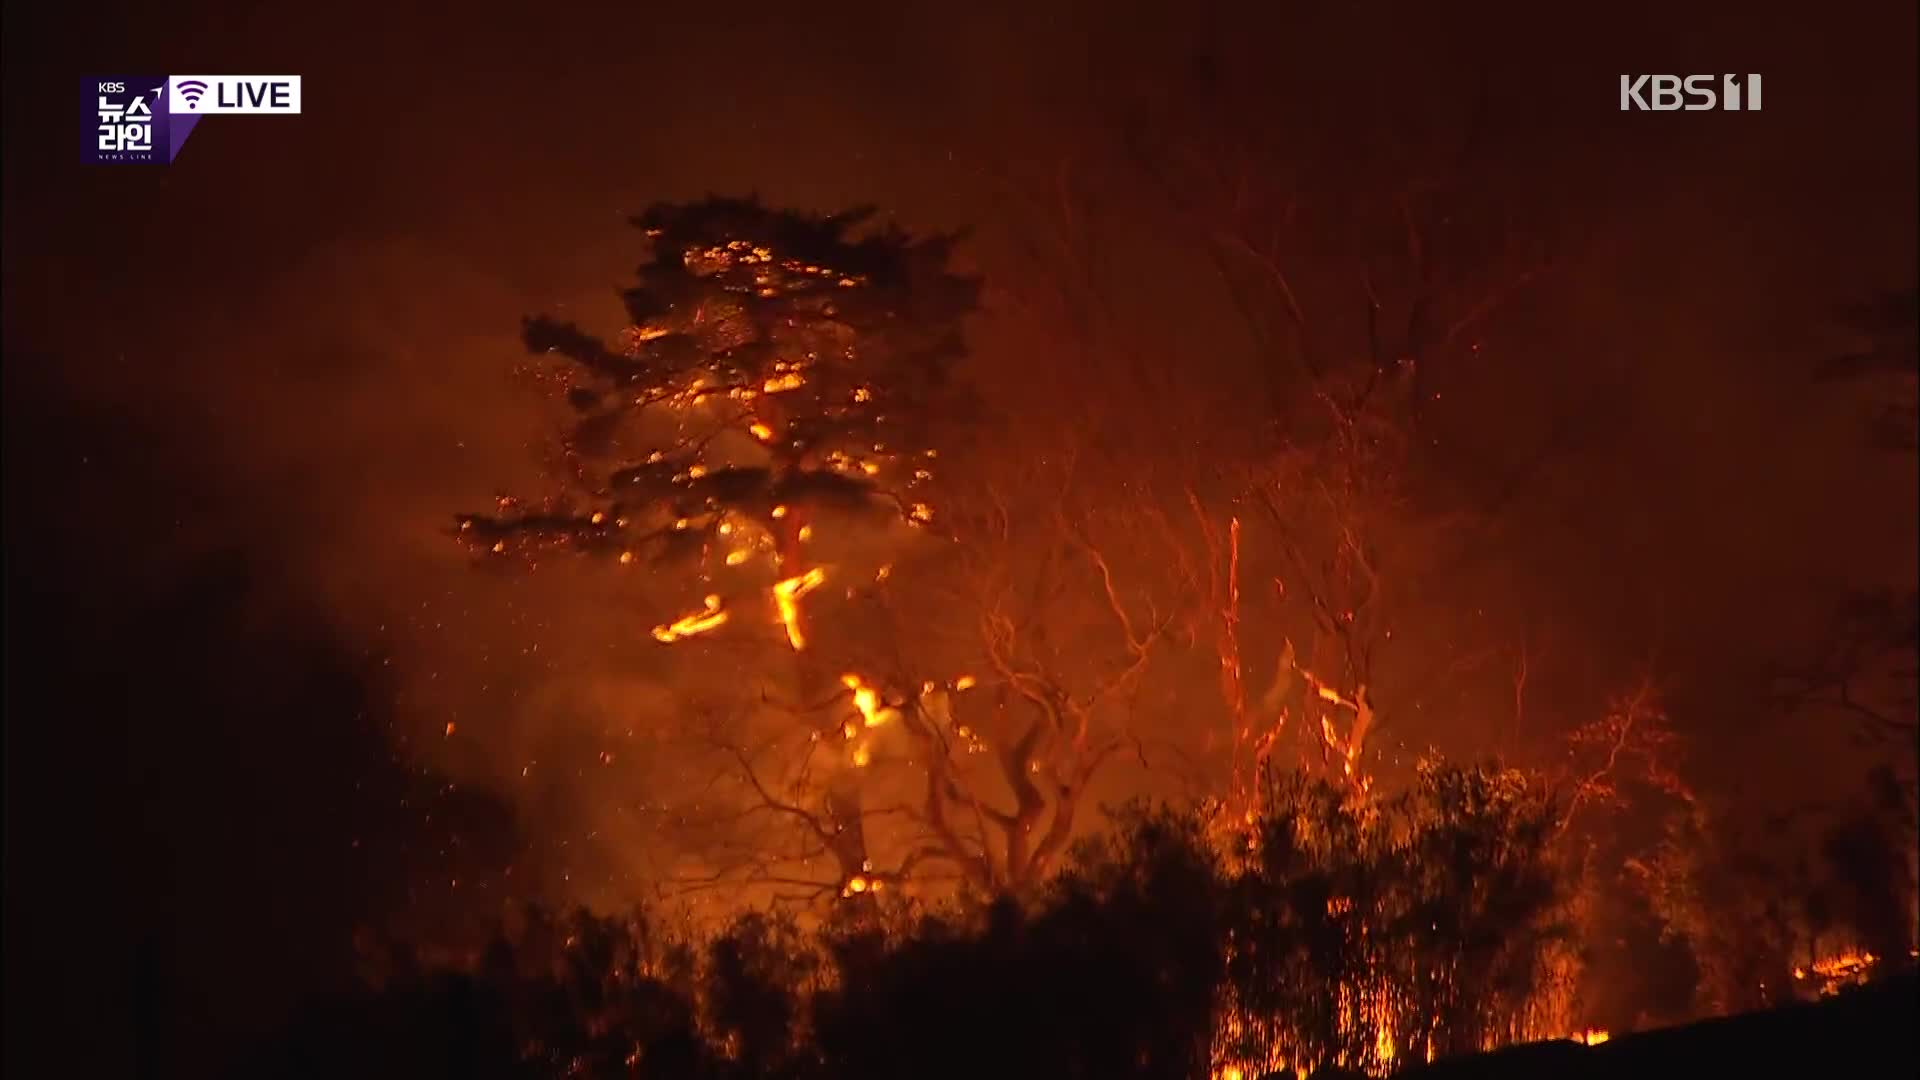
[1795,948,1880,992]
[652,594,728,643]
[772,568,827,650]
[841,673,898,728]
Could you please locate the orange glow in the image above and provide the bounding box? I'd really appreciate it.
[841,673,899,728]
[772,568,827,650]
[749,421,774,441]
[1810,949,1877,978]
[1213,968,1433,1079]
[652,594,728,643]
[1795,948,1880,994]
[1570,1029,1610,1046]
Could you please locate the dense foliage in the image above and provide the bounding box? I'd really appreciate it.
[247,762,1578,1080]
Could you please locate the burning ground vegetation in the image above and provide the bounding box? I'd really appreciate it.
[294,198,1920,1079]
[278,766,1590,1080]
[279,768,1916,1080]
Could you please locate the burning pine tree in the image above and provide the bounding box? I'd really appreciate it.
[458,198,981,901]
[458,197,978,648]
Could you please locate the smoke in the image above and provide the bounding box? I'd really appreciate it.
[6,0,1915,967]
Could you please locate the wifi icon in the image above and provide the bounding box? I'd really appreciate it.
[177,79,209,108]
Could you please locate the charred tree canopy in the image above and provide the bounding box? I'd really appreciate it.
[456,197,982,585]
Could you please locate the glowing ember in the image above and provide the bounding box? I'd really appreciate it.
[772,568,827,650]
[1809,949,1878,978]
[841,673,899,728]
[1795,948,1881,994]
[1570,1028,1610,1045]
[652,594,728,643]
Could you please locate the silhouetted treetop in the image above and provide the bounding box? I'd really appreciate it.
[457,197,981,584]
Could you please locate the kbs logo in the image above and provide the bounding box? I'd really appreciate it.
[1620,74,1763,111]
[84,74,301,165]
[94,80,157,160]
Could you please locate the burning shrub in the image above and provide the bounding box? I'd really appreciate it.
[258,761,1592,1079]
[1214,760,1573,1078]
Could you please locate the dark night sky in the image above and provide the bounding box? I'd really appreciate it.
[5,2,1916,1077]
